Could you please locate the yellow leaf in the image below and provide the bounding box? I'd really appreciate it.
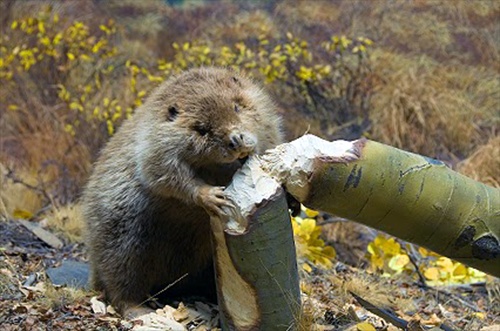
[381,237,401,256]
[388,254,410,271]
[436,257,454,273]
[67,52,75,60]
[302,263,312,273]
[107,119,114,135]
[424,267,440,281]
[370,255,384,271]
[373,235,385,247]
[13,209,34,220]
[472,312,485,320]
[301,205,319,218]
[11,21,18,30]
[418,246,429,257]
[322,245,336,259]
[451,263,467,280]
[53,33,62,45]
[316,256,333,269]
[69,102,83,111]
[309,238,324,247]
[367,242,377,256]
[357,322,376,331]
[299,218,316,236]
[7,105,18,111]
[467,267,486,279]
[38,22,45,34]
[64,124,75,136]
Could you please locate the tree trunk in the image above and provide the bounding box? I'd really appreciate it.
[210,160,301,330]
[210,134,499,330]
[261,135,500,276]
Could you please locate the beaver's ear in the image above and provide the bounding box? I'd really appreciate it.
[166,105,179,121]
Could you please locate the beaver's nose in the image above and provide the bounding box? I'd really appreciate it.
[228,131,256,151]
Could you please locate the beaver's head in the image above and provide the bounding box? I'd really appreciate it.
[152,67,276,165]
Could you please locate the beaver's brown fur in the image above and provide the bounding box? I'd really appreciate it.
[82,67,283,317]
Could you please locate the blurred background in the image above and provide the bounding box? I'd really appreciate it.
[0,0,498,281]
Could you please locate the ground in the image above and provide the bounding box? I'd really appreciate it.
[0,219,498,330]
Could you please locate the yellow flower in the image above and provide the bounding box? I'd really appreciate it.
[296,66,313,81]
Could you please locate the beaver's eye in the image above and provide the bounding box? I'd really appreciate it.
[234,104,240,113]
[194,124,209,136]
[167,106,178,121]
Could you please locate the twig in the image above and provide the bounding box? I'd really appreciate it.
[350,291,458,331]
[398,239,427,287]
[398,239,484,312]
[136,273,189,308]
[349,291,408,329]
[431,287,484,313]
[5,167,51,203]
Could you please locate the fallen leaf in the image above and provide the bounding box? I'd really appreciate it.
[172,302,189,322]
[132,311,185,331]
[107,305,117,315]
[13,209,34,220]
[356,322,376,331]
[1,268,14,277]
[91,296,107,314]
[23,281,46,293]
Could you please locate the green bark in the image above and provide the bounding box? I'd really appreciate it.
[211,163,300,331]
[210,135,499,331]
[273,136,500,276]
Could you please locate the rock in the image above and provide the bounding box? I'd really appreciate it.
[46,260,89,289]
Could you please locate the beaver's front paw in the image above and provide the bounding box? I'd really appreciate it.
[196,185,235,217]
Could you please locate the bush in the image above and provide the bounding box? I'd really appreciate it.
[0,5,373,205]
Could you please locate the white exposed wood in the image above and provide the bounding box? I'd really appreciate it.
[260,134,359,201]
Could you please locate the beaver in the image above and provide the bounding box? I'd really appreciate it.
[82,67,283,318]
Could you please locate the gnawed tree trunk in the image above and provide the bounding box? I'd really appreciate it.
[210,162,301,330]
[210,134,499,330]
[260,134,499,275]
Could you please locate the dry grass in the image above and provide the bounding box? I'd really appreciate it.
[35,282,89,310]
[457,136,500,188]
[1,107,92,180]
[329,275,391,309]
[0,164,43,220]
[295,296,322,331]
[322,221,371,267]
[369,49,498,160]
[42,203,85,243]
[0,258,18,298]
[205,9,281,43]
[329,273,417,314]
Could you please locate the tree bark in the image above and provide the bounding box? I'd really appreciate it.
[210,160,301,330]
[261,135,500,276]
